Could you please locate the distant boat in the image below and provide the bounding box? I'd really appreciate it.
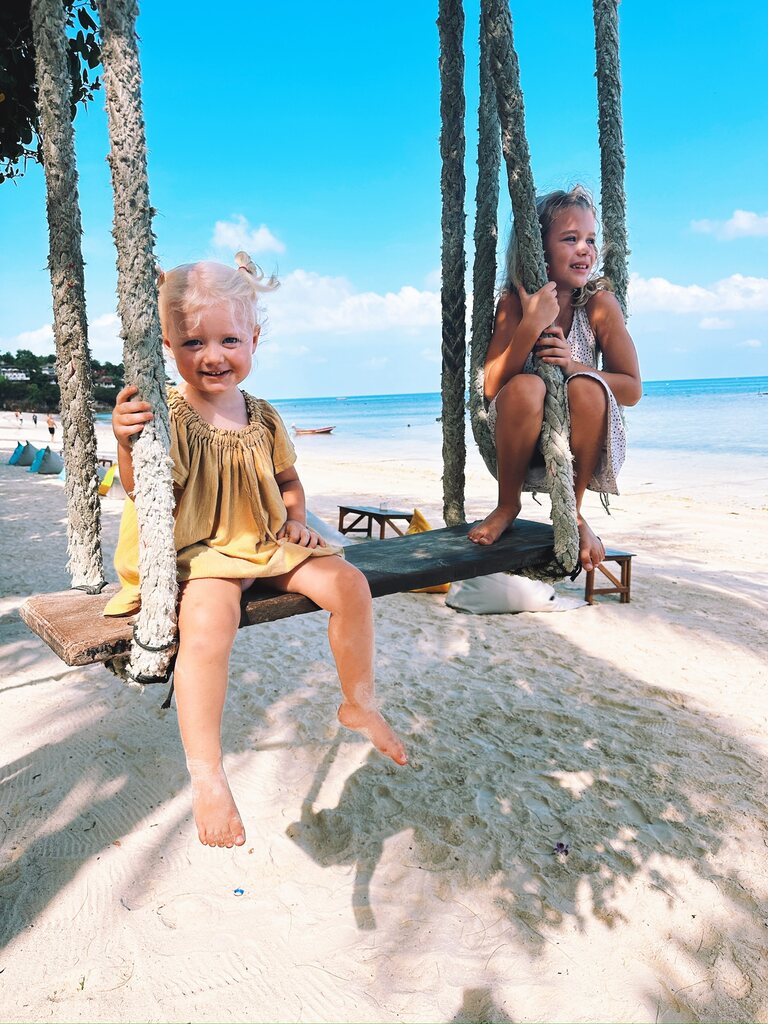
[291,424,335,435]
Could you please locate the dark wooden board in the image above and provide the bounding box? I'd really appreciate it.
[19,519,556,665]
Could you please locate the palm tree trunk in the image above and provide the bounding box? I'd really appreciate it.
[98,0,177,684]
[438,0,467,527]
[30,0,105,592]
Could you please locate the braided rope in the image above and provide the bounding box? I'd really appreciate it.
[438,0,467,527]
[593,0,629,318]
[30,0,105,591]
[481,0,579,578]
[98,0,178,683]
[469,12,500,479]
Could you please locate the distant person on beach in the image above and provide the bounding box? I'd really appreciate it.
[469,186,642,571]
[46,414,55,439]
[106,252,407,850]
[32,412,38,426]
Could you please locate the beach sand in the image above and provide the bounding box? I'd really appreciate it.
[1,412,767,1023]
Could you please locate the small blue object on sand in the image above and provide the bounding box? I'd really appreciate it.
[233,888,244,896]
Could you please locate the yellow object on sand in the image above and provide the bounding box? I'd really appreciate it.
[407,508,451,594]
[98,463,116,496]
[104,388,341,616]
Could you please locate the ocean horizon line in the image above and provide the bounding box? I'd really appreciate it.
[266,373,768,405]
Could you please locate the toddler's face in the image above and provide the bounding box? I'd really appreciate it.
[163,304,259,394]
[543,206,597,290]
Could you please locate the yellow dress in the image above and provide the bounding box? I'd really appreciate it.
[103,388,342,617]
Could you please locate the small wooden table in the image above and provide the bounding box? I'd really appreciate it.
[585,549,634,604]
[338,504,413,540]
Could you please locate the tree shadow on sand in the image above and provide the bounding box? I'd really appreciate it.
[285,563,768,1021]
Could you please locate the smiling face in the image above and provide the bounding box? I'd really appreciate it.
[163,303,260,397]
[543,205,598,291]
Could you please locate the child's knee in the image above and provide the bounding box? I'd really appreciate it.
[497,374,546,415]
[329,560,372,612]
[568,375,607,415]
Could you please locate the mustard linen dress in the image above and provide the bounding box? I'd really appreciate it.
[103,388,342,617]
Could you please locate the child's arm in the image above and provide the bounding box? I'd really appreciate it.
[483,284,560,400]
[112,384,154,495]
[534,291,642,406]
[275,467,327,548]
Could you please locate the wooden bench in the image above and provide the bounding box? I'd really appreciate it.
[19,519,556,667]
[337,504,414,539]
[584,549,633,604]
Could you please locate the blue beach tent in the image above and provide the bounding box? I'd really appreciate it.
[8,441,25,465]
[13,442,39,467]
[29,447,64,475]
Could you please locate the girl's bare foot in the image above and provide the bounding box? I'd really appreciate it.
[338,702,408,766]
[468,501,522,545]
[186,759,246,848]
[577,516,605,572]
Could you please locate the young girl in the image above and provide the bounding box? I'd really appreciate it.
[468,186,642,571]
[106,253,407,850]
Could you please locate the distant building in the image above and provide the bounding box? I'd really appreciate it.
[41,365,57,378]
[0,367,30,381]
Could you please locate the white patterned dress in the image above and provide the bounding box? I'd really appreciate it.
[487,303,626,495]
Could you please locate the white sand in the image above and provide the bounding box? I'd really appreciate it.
[1,412,767,1023]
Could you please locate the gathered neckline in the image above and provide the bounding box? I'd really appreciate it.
[168,387,268,446]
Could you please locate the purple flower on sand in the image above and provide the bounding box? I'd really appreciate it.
[554,842,569,856]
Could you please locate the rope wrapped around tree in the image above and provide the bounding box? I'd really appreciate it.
[98,0,178,685]
[437,0,468,527]
[469,11,501,480]
[30,0,105,594]
[593,0,629,318]
[477,0,579,578]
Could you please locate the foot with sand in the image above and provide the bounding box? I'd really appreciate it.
[187,759,246,848]
[338,701,408,766]
[467,500,522,546]
[577,515,605,573]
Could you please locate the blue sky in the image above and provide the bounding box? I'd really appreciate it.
[1,1,766,398]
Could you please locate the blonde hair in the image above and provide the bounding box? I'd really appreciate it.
[157,251,278,335]
[505,185,612,308]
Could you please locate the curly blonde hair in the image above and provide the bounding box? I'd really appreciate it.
[157,251,278,334]
[504,185,612,308]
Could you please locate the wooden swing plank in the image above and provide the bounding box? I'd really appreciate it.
[19,519,556,667]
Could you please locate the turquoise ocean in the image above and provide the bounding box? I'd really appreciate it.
[272,376,768,464]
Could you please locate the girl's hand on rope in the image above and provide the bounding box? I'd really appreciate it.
[533,326,576,376]
[277,519,327,549]
[112,385,154,447]
[517,282,559,337]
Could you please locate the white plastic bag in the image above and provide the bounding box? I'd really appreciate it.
[446,573,585,614]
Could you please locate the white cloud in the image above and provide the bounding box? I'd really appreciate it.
[698,316,733,330]
[628,272,768,314]
[691,210,768,240]
[738,338,763,349]
[212,215,286,254]
[15,324,54,347]
[263,269,441,335]
[363,356,389,370]
[424,267,442,290]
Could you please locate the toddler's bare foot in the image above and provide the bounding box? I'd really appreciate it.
[338,702,408,766]
[468,501,522,545]
[186,759,246,849]
[577,516,605,572]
